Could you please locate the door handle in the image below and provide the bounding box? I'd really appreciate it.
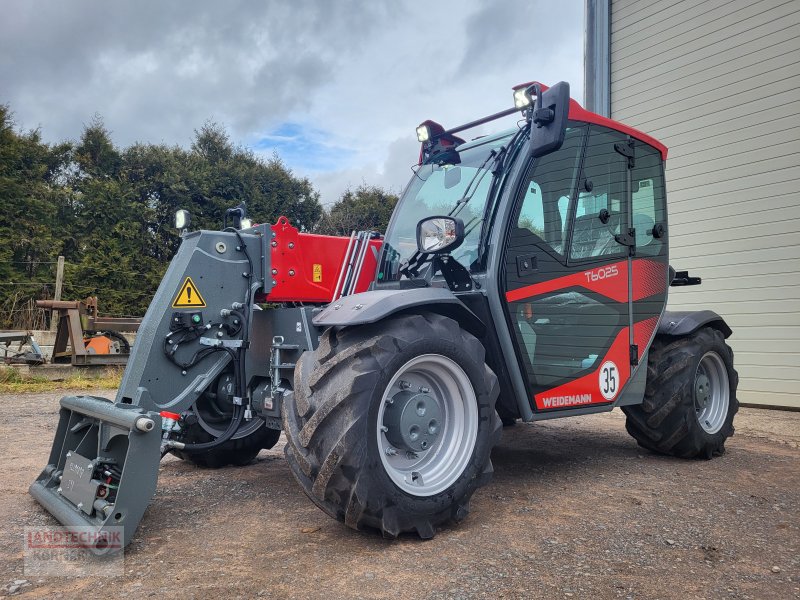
[516,255,538,277]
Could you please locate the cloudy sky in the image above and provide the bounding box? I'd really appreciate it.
[1,1,584,205]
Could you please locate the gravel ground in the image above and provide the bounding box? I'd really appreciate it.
[0,388,797,599]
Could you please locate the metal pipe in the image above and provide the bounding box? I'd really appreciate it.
[59,396,154,432]
[340,232,364,297]
[348,233,371,296]
[332,231,356,300]
[441,107,519,138]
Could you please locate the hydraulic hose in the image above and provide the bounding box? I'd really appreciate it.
[166,227,257,454]
[170,348,246,453]
[172,403,245,452]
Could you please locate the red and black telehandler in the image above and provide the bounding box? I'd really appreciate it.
[31,81,738,550]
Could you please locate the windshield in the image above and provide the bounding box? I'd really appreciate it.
[378,129,515,282]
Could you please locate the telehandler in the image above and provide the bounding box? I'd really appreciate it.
[31,81,738,550]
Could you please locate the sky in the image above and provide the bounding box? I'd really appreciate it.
[0,1,584,206]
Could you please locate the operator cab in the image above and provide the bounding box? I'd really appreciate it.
[378,82,671,417]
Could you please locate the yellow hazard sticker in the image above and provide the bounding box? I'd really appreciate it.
[172,277,206,308]
[313,264,322,283]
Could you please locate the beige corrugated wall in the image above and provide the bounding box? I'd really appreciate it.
[608,0,800,408]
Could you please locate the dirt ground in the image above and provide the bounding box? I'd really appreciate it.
[0,389,797,600]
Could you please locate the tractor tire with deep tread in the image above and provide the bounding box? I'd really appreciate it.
[283,312,501,539]
[171,418,281,468]
[623,327,738,459]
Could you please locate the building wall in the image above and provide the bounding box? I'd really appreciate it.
[607,0,800,408]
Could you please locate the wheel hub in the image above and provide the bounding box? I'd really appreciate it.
[694,373,711,409]
[383,390,442,453]
[694,351,731,435]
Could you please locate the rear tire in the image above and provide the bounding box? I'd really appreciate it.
[172,415,281,468]
[283,312,501,538]
[623,327,739,459]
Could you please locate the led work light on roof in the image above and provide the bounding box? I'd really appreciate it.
[416,124,431,142]
[513,87,532,109]
[415,120,446,144]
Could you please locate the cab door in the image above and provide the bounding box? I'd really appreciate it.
[503,124,634,412]
[628,141,670,365]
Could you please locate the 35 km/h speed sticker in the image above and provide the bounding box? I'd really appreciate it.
[599,361,619,401]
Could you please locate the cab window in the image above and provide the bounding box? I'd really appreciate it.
[569,126,628,261]
[514,124,585,256]
[631,144,667,257]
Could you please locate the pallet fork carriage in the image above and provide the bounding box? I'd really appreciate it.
[31,81,738,551]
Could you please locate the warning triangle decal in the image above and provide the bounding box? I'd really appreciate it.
[172,277,206,308]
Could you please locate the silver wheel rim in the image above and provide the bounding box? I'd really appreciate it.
[377,354,478,497]
[694,351,730,434]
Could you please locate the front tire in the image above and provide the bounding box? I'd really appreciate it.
[623,327,739,459]
[283,312,501,538]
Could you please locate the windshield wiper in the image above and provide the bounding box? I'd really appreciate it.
[448,148,499,218]
[400,145,508,280]
[474,125,529,268]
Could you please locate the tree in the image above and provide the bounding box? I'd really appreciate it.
[317,184,399,236]
[0,104,326,325]
[179,123,322,232]
[0,105,72,327]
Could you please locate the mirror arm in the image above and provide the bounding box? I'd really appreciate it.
[434,255,474,292]
[532,107,555,126]
[399,251,431,279]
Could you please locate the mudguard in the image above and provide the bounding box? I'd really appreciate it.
[658,310,732,338]
[312,287,485,335]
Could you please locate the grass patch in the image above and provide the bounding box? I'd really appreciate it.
[0,366,123,393]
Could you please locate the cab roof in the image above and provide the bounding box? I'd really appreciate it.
[515,81,668,160]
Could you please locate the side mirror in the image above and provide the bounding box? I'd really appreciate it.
[416,216,465,254]
[529,81,570,159]
[174,209,191,230]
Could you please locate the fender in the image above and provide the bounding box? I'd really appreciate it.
[312,287,486,337]
[658,310,732,339]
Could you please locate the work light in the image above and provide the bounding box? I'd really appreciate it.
[513,87,532,109]
[416,124,431,142]
[174,209,191,230]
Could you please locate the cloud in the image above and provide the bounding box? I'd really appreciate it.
[311,135,422,206]
[1,0,584,204]
[253,123,356,172]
